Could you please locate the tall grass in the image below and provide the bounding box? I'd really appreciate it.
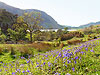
[0,38,100,74]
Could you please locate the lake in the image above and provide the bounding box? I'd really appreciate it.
[40,29,77,32]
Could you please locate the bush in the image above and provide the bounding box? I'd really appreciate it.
[31,42,54,52]
[3,48,9,53]
[83,29,94,35]
[17,46,33,58]
[61,31,84,41]
[61,33,74,41]
[0,47,2,55]
[0,34,6,43]
[10,47,15,55]
[67,39,84,45]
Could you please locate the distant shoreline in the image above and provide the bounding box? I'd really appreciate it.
[40,29,77,32]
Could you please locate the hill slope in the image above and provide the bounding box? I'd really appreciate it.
[0,8,16,33]
[79,21,100,28]
[0,1,63,29]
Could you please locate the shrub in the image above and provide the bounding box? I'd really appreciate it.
[61,31,84,41]
[61,33,74,41]
[2,46,12,53]
[31,42,54,52]
[0,34,6,43]
[10,47,15,55]
[59,43,64,48]
[88,38,93,41]
[3,48,9,53]
[17,46,33,58]
[0,47,2,55]
[67,39,84,45]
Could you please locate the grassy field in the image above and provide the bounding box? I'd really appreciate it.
[0,37,100,75]
[0,28,100,75]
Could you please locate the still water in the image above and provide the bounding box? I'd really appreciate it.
[40,29,77,32]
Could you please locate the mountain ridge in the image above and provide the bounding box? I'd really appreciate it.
[63,21,100,29]
[78,21,100,29]
[0,1,63,29]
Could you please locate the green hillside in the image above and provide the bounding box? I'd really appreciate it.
[0,1,63,29]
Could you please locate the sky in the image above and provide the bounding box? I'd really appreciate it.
[0,0,100,26]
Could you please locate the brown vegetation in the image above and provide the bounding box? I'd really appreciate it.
[31,42,54,52]
[61,31,84,41]
[67,39,84,45]
[0,47,2,54]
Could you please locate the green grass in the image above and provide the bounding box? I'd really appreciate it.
[0,38,100,75]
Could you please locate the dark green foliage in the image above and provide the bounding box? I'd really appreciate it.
[3,48,9,53]
[0,28,6,43]
[7,28,26,43]
[20,52,29,59]
[33,31,57,41]
[0,9,16,34]
[63,27,69,34]
[10,47,15,55]
[10,55,16,59]
[7,16,28,43]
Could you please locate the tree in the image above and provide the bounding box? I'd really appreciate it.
[57,29,63,38]
[0,28,6,43]
[64,27,68,31]
[23,12,43,43]
[64,27,68,34]
[7,16,27,43]
[7,28,26,43]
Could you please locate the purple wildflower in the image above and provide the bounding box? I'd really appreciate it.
[58,52,62,58]
[36,62,39,64]
[45,55,48,57]
[66,73,71,75]
[26,69,30,72]
[48,62,52,67]
[72,67,75,72]
[80,51,85,55]
[62,49,66,52]
[67,60,71,64]
[74,61,76,64]
[55,73,59,75]
[79,57,81,60]
[12,72,16,75]
[0,69,2,72]
[85,48,88,51]
[43,62,45,65]
[64,58,66,61]
[90,49,94,52]
[21,57,25,59]
[22,70,25,73]
[36,65,39,68]
[64,64,67,67]
[26,59,31,63]
[75,56,78,60]
[16,69,20,72]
